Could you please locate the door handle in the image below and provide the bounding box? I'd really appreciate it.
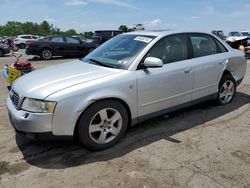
[184,68,192,74]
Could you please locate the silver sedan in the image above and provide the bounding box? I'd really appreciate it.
[7,30,247,150]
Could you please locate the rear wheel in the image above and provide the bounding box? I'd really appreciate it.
[77,100,128,150]
[216,74,236,105]
[40,49,52,60]
[20,43,26,49]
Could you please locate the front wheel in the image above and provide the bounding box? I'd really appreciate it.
[77,100,128,150]
[216,74,236,105]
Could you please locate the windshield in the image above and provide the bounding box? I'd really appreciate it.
[82,34,155,69]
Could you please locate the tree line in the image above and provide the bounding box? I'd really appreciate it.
[0,21,133,39]
[0,21,93,38]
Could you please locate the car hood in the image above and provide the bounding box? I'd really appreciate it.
[12,60,123,99]
[226,36,248,42]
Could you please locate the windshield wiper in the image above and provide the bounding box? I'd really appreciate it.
[88,58,114,68]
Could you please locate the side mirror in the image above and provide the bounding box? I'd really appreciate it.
[143,57,163,68]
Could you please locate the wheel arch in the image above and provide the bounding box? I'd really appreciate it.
[73,97,132,137]
[220,69,235,83]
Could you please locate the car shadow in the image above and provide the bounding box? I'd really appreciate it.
[16,92,250,169]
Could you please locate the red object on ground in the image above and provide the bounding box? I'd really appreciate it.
[13,60,33,70]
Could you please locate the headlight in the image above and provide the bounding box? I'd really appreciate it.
[21,98,57,113]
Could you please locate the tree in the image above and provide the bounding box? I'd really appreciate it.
[84,31,93,39]
[64,29,77,36]
[119,25,128,32]
[39,21,53,35]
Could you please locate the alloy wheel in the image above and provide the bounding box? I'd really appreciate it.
[219,80,235,104]
[88,108,122,144]
[42,49,52,60]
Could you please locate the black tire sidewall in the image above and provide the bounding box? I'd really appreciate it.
[78,100,128,150]
[217,74,236,105]
[20,43,26,49]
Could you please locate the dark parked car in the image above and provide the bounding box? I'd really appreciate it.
[93,30,122,45]
[26,35,92,60]
[0,43,10,57]
[211,30,226,40]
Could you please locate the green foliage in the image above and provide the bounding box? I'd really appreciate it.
[84,31,93,39]
[64,29,77,36]
[0,21,92,38]
[119,25,128,32]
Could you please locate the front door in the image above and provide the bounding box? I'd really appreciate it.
[136,34,194,117]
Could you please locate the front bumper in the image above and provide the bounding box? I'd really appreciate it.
[7,95,53,133]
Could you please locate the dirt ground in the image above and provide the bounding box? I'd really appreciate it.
[0,50,249,188]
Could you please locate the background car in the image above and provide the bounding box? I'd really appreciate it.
[14,34,38,49]
[211,30,226,40]
[0,43,10,57]
[128,24,145,31]
[25,35,92,59]
[92,30,122,45]
[71,35,96,53]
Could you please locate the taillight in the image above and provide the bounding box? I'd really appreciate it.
[26,40,36,45]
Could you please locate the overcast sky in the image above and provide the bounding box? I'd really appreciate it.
[0,0,249,34]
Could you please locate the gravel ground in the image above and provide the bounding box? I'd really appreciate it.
[0,50,249,188]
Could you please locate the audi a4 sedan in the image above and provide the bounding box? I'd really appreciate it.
[7,30,247,150]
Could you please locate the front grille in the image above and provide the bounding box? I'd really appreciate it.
[10,91,20,109]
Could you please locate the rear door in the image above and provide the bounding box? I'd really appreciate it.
[65,37,86,56]
[189,33,229,100]
[50,36,67,55]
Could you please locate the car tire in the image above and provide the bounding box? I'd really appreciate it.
[77,100,128,150]
[20,43,26,49]
[40,49,52,60]
[0,49,4,57]
[216,74,236,105]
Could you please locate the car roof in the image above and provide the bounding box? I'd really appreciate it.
[18,34,34,37]
[123,30,214,37]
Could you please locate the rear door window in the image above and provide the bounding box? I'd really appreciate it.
[66,37,80,44]
[51,37,65,43]
[190,34,218,58]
